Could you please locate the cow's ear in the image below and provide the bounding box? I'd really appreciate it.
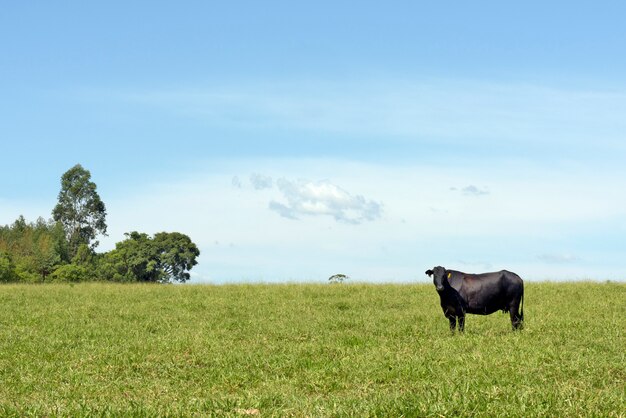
[425,269,433,276]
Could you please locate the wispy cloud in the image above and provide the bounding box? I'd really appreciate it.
[108,79,626,150]
[451,185,490,196]
[249,173,273,190]
[269,178,382,224]
[537,253,581,264]
[231,176,242,188]
[429,207,449,214]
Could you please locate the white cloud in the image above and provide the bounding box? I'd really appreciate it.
[269,178,382,224]
[249,173,273,190]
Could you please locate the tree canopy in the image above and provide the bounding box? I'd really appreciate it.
[0,216,68,281]
[101,232,200,283]
[52,164,107,258]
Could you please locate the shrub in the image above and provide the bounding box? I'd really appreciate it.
[14,265,40,283]
[49,264,91,282]
[0,252,17,282]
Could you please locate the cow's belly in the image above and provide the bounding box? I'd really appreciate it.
[463,287,508,315]
[466,302,504,315]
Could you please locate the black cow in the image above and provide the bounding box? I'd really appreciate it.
[425,266,524,332]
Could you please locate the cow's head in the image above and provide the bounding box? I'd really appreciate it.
[426,266,448,292]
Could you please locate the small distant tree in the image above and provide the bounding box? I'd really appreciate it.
[52,164,107,258]
[329,273,349,284]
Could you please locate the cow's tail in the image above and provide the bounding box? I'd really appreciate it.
[519,288,524,326]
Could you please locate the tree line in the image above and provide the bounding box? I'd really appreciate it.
[0,164,199,283]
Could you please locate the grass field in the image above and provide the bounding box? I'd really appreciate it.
[0,282,624,417]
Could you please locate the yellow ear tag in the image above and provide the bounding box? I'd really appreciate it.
[447,273,452,279]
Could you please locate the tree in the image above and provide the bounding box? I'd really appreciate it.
[52,164,107,258]
[101,232,154,282]
[0,252,17,282]
[0,216,68,282]
[151,232,200,283]
[72,243,96,267]
[100,231,200,283]
[30,232,61,281]
[329,273,349,284]
[46,243,97,282]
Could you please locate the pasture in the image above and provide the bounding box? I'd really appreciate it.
[0,282,624,416]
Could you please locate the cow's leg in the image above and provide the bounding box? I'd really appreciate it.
[447,316,456,332]
[458,314,465,332]
[509,300,523,330]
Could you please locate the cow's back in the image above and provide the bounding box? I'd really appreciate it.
[458,270,523,315]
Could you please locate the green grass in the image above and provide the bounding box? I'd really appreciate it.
[0,282,624,417]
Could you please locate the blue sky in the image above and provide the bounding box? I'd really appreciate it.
[2,2,625,282]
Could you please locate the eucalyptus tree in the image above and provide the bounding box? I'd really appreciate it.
[52,164,107,258]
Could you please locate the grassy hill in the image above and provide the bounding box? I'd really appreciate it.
[0,282,624,416]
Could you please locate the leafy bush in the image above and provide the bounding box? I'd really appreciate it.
[49,264,91,282]
[14,266,40,283]
[0,252,17,282]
